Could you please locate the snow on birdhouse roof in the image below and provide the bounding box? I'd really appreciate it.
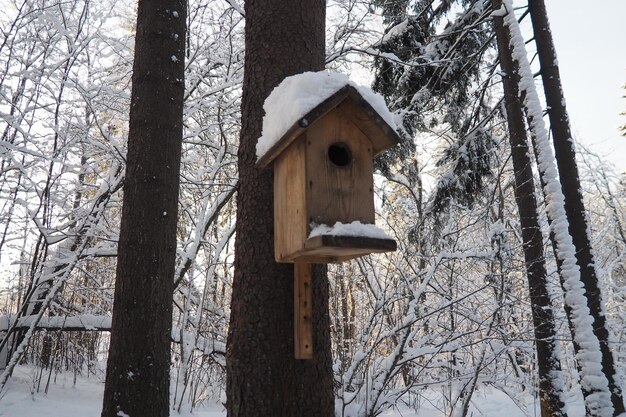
[256,71,400,167]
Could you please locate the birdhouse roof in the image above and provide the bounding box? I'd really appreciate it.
[256,71,401,168]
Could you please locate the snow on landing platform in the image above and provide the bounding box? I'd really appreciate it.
[309,221,392,240]
[256,71,396,161]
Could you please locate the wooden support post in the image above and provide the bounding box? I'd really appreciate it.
[294,261,313,359]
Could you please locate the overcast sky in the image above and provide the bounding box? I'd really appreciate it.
[538,0,626,171]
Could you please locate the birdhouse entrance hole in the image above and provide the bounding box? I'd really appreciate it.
[328,142,351,167]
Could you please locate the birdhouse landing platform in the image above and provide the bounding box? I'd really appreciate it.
[302,223,397,263]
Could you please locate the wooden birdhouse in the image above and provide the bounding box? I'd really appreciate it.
[257,80,400,264]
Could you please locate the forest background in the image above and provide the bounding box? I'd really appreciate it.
[0,0,625,416]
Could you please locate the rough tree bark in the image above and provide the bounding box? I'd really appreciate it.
[528,2,624,415]
[225,1,334,417]
[491,2,567,415]
[100,0,187,416]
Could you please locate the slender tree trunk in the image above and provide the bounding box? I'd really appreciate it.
[225,1,334,416]
[101,0,186,416]
[491,3,567,415]
[499,2,614,415]
[528,3,624,414]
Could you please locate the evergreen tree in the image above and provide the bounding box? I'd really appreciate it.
[101,0,187,416]
[225,0,334,416]
[372,0,497,223]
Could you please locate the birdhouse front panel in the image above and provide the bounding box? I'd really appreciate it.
[274,107,391,263]
[305,109,375,227]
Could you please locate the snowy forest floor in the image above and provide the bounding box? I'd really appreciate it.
[0,365,588,417]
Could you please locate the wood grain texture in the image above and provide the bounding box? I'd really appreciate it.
[306,109,375,226]
[294,262,313,359]
[336,95,399,156]
[273,109,400,262]
[274,138,307,262]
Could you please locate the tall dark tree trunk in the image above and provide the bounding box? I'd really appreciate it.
[225,1,334,417]
[101,0,186,416]
[528,2,624,415]
[491,3,567,416]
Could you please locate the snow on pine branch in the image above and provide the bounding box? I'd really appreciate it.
[501,1,613,416]
[376,19,410,46]
[0,314,111,331]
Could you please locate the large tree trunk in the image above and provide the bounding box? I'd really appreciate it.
[527,3,625,415]
[491,3,567,416]
[225,1,334,416]
[101,0,187,416]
